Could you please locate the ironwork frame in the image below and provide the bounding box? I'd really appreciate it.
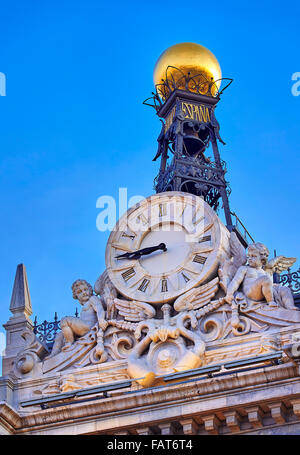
[230,211,255,248]
[278,268,300,295]
[143,65,233,111]
[146,87,234,231]
[33,309,78,349]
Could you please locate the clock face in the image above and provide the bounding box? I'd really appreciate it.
[105,192,230,304]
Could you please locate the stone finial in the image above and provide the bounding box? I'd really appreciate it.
[9,264,32,319]
[2,264,33,375]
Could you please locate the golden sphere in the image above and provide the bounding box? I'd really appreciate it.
[153,42,222,98]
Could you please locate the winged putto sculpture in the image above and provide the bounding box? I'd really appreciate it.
[219,234,296,310]
[16,232,298,388]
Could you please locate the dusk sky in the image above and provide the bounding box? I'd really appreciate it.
[0,0,299,339]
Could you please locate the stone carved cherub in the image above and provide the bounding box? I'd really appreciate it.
[50,279,107,357]
[219,234,296,310]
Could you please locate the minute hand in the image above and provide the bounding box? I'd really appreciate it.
[115,243,167,260]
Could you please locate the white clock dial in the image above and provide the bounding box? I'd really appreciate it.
[139,227,189,275]
[105,191,230,304]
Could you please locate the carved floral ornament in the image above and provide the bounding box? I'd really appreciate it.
[14,194,299,388]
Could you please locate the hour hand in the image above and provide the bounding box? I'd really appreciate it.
[115,243,167,260]
[115,251,142,260]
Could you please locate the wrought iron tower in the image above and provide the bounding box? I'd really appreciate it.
[144,43,235,232]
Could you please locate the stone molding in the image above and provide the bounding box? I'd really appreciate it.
[0,402,22,434]
[1,359,300,434]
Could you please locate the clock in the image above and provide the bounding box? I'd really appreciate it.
[105,191,230,304]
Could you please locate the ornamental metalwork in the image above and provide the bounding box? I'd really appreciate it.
[279,268,300,295]
[144,66,256,244]
[143,66,233,111]
[33,309,79,349]
[230,212,255,247]
[149,97,233,229]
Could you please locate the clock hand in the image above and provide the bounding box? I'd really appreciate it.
[115,243,167,260]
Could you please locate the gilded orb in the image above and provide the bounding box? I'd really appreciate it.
[153,42,222,98]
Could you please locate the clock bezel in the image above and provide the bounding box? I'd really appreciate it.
[105,191,230,304]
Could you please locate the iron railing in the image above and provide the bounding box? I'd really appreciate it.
[230,211,254,246]
[33,309,78,349]
[278,268,300,295]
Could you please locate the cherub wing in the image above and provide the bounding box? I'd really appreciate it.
[218,232,247,293]
[94,270,116,297]
[264,256,297,275]
[94,270,118,318]
[113,298,156,322]
[174,277,219,312]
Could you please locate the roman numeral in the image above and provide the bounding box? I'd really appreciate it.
[179,203,186,217]
[161,279,168,292]
[136,213,148,226]
[121,267,136,282]
[159,204,167,217]
[138,278,150,292]
[193,255,207,265]
[198,235,211,243]
[181,272,190,283]
[192,214,204,226]
[122,231,135,240]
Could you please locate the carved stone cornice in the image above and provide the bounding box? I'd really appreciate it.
[2,359,299,434]
[0,402,22,434]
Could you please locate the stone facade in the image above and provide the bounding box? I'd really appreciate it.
[2,353,300,434]
[1,255,300,435]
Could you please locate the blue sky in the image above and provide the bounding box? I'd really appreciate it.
[0,0,299,331]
